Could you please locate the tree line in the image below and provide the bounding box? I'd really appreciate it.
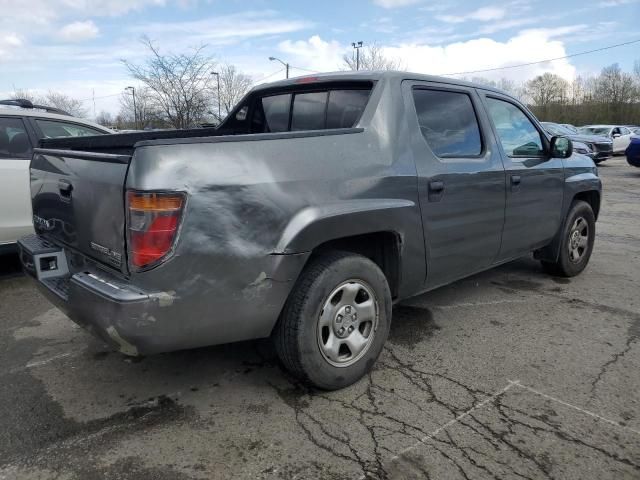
[464,61,640,125]
[9,40,640,129]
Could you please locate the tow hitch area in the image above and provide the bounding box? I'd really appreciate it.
[18,234,70,299]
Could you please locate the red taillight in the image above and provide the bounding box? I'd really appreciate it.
[127,191,185,269]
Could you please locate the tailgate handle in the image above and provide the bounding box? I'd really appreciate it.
[429,180,444,192]
[58,179,73,197]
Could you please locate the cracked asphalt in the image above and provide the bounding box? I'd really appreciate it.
[1,156,639,480]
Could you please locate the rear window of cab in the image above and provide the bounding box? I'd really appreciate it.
[225,83,372,134]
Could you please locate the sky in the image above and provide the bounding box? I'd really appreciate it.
[1,0,639,117]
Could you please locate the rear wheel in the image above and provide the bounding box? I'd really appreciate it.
[274,251,391,390]
[541,200,595,277]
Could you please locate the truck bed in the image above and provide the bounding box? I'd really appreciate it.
[38,126,225,155]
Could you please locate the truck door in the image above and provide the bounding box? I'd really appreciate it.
[404,81,506,289]
[479,92,565,261]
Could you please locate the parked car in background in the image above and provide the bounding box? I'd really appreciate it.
[579,125,633,154]
[541,122,613,163]
[19,71,601,390]
[560,123,579,133]
[0,99,111,253]
[626,135,640,167]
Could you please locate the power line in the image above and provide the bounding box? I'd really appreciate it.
[440,38,640,77]
[289,66,320,74]
[252,68,286,84]
[78,92,121,102]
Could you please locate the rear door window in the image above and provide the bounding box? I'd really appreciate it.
[291,92,328,131]
[36,119,105,138]
[0,117,32,159]
[412,88,482,157]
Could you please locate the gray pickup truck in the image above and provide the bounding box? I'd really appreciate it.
[19,71,601,390]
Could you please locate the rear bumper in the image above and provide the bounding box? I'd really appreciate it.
[19,235,157,355]
[18,234,305,356]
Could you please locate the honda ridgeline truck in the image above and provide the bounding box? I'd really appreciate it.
[19,71,601,390]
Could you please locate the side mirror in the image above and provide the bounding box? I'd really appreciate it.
[612,133,621,138]
[550,136,572,158]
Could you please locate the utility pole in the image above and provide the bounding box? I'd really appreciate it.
[351,41,363,71]
[269,56,290,79]
[211,71,221,122]
[125,86,137,129]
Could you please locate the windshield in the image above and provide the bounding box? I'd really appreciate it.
[579,127,611,136]
[542,123,572,136]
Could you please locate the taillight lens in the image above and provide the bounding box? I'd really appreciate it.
[127,191,186,269]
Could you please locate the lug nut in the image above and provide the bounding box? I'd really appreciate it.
[348,326,354,333]
[352,314,357,321]
[345,306,351,314]
[337,314,343,323]
[339,327,345,335]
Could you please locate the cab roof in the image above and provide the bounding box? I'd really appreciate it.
[253,70,509,96]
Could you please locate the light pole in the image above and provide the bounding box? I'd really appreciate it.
[125,86,137,129]
[211,71,221,122]
[269,56,290,79]
[351,41,363,71]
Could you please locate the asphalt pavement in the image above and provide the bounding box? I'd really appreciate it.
[0,156,638,479]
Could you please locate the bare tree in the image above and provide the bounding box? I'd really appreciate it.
[214,64,253,120]
[524,73,568,108]
[343,44,403,71]
[119,87,161,129]
[42,91,88,117]
[594,63,636,105]
[9,89,87,117]
[9,89,40,103]
[95,110,114,127]
[122,36,215,129]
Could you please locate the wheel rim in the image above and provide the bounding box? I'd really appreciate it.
[317,279,379,368]
[568,216,589,263]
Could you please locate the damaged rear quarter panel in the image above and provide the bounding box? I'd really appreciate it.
[122,86,425,350]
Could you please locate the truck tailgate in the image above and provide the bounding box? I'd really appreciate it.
[30,148,131,273]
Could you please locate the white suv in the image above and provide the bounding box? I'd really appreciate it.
[0,100,111,253]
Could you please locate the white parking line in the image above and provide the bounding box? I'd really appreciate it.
[9,351,76,373]
[382,380,517,469]
[433,299,532,310]
[508,379,640,436]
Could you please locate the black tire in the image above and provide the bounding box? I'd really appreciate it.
[274,251,392,390]
[541,200,595,277]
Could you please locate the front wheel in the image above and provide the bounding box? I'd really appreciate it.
[274,251,391,390]
[541,200,595,277]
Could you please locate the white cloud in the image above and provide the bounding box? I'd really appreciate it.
[373,0,422,8]
[0,0,168,24]
[272,30,578,84]
[383,30,577,82]
[437,6,506,23]
[278,35,347,73]
[0,33,22,60]
[58,21,99,42]
[598,0,638,5]
[131,11,312,47]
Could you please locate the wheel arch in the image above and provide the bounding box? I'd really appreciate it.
[274,199,423,300]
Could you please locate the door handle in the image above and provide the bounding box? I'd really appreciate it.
[510,175,521,185]
[58,179,73,197]
[429,180,444,192]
